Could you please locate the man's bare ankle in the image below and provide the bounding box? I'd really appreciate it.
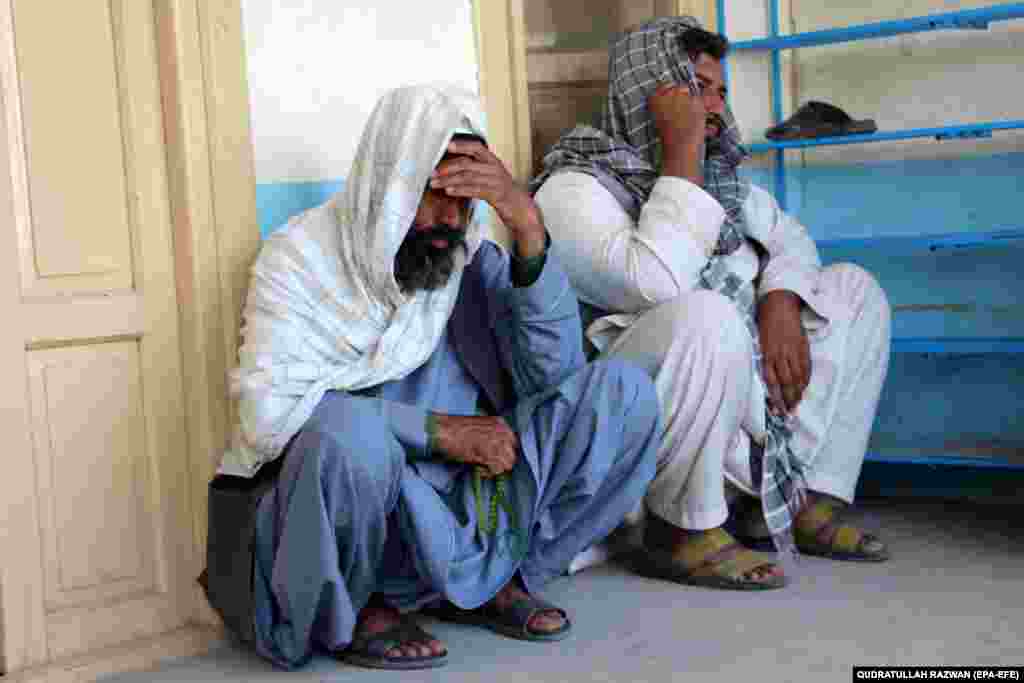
[356,604,401,634]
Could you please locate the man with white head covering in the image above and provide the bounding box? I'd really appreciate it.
[200,84,660,671]
[532,19,891,590]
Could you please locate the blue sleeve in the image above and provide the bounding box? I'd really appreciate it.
[478,241,587,398]
[336,391,432,460]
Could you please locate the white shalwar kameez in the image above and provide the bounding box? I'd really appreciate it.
[535,172,891,531]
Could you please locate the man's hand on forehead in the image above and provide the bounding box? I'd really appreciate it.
[430,140,514,206]
[429,138,545,256]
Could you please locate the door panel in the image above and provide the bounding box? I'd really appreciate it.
[11,0,134,296]
[27,344,155,611]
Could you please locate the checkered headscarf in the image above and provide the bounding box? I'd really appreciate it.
[530,15,749,255]
[531,17,809,558]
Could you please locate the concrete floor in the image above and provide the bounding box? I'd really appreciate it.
[105,499,1024,683]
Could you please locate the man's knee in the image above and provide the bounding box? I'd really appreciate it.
[587,358,661,432]
[294,393,403,497]
[826,263,891,333]
[663,290,751,360]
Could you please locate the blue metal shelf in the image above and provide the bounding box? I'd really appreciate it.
[815,228,1024,252]
[865,450,1024,469]
[891,338,1024,354]
[731,3,1024,51]
[746,120,1024,154]
[719,2,1024,211]
[820,229,1024,354]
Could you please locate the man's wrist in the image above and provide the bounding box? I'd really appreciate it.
[763,289,803,306]
[661,137,704,185]
[512,228,546,260]
[759,289,805,318]
[507,200,547,259]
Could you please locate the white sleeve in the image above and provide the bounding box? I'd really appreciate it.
[746,184,831,322]
[534,172,726,314]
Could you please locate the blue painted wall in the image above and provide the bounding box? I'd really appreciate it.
[257,179,345,237]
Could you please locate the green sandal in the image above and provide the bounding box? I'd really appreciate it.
[639,527,788,591]
[795,500,890,562]
[338,615,448,670]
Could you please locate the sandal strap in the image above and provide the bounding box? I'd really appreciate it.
[350,618,440,658]
[674,527,741,571]
[510,596,567,620]
[689,546,776,581]
[672,528,778,581]
[483,596,567,637]
[688,541,744,575]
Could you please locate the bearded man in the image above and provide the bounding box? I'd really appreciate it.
[532,19,892,590]
[200,84,660,670]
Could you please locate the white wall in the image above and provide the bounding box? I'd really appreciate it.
[242,0,480,185]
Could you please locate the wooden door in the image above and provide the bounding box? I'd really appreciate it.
[0,0,194,671]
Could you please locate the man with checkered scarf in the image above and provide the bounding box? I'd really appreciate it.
[532,18,892,589]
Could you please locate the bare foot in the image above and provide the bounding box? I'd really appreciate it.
[354,605,446,660]
[488,582,565,634]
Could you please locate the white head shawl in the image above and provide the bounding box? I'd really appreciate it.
[220,84,489,476]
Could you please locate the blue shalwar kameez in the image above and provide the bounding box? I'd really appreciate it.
[240,242,661,669]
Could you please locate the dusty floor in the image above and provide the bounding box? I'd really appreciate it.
[104,499,1024,683]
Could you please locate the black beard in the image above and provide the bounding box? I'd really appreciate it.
[393,225,468,294]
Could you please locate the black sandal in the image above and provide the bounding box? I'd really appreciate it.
[765,101,877,140]
[337,614,448,670]
[424,596,572,642]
